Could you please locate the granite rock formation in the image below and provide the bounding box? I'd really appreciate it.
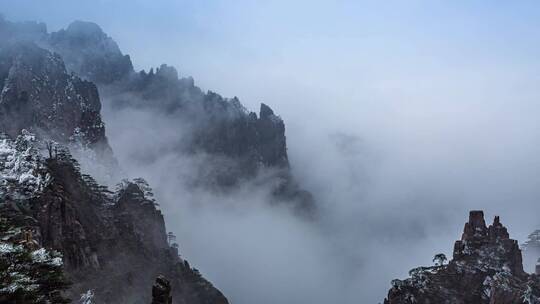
[1,17,315,212]
[0,17,230,302]
[384,210,540,304]
[0,42,111,154]
[0,15,316,303]
[0,133,228,304]
[43,20,314,212]
[48,20,133,85]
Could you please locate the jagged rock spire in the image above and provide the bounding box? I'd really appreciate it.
[461,210,487,240]
[386,210,533,304]
[453,211,524,275]
[259,103,275,119]
[489,215,510,241]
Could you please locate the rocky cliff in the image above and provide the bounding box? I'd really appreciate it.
[48,20,133,85]
[0,17,230,303]
[384,210,540,304]
[0,42,111,152]
[1,17,314,211]
[151,276,173,304]
[44,20,314,212]
[0,133,228,303]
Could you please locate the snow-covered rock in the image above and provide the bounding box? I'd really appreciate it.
[0,131,50,200]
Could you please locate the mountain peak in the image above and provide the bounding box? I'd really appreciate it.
[156,64,179,81]
[260,103,275,119]
[461,210,487,240]
[0,42,112,156]
[385,210,532,304]
[49,20,133,83]
[65,20,105,37]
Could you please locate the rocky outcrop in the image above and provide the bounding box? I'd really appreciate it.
[44,153,228,304]
[0,15,311,303]
[2,17,314,211]
[114,182,168,252]
[0,133,228,303]
[48,20,133,84]
[45,20,314,211]
[0,42,113,158]
[151,275,172,304]
[0,18,229,303]
[384,210,540,304]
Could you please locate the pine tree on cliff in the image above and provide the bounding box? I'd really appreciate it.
[133,177,158,206]
[0,216,71,303]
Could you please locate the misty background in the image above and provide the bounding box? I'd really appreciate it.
[4,1,540,303]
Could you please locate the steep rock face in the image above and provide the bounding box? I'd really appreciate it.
[1,18,311,209]
[48,20,133,85]
[1,17,313,211]
[46,21,314,211]
[0,18,229,303]
[0,133,229,304]
[114,182,168,252]
[257,103,288,167]
[384,211,540,304]
[108,64,314,211]
[101,62,292,175]
[0,42,112,156]
[42,154,228,304]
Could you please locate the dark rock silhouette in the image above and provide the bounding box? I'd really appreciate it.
[151,275,172,304]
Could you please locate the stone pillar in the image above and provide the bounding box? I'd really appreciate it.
[151,275,172,304]
[461,210,487,241]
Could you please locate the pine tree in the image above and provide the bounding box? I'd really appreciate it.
[133,177,159,206]
[0,215,70,303]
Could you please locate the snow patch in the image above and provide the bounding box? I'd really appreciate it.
[0,131,51,200]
